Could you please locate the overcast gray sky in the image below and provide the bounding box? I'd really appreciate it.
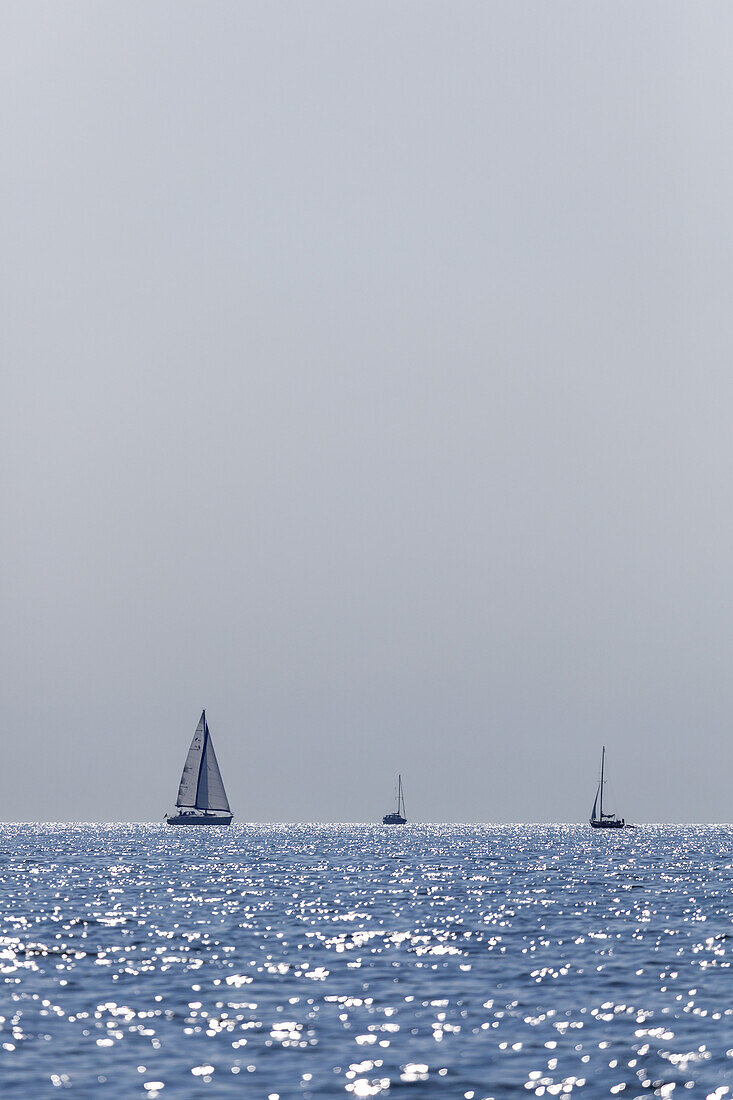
[3,3,733,822]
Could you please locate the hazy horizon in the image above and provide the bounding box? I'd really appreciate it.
[4,3,733,823]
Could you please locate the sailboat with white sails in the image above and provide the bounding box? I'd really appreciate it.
[590,745,632,829]
[165,710,233,825]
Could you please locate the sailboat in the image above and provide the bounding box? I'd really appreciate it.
[590,746,632,829]
[382,774,407,825]
[165,710,233,825]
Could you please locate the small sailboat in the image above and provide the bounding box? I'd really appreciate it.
[590,745,632,829]
[382,774,407,825]
[165,710,233,825]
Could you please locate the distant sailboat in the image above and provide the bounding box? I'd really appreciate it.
[165,710,233,825]
[590,746,632,829]
[383,774,407,825]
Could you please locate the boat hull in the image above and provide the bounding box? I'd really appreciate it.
[382,813,407,825]
[166,811,233,826]
[590,819,629,829]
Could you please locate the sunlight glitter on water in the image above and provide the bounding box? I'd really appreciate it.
[1,825,733,1097]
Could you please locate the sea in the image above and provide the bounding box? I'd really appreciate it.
[0,824,732,1099]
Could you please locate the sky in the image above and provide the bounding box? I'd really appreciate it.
[3,3,733,822]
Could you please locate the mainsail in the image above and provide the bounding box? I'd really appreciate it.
[176,710,231,813]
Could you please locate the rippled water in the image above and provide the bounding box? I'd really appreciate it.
[1,825,733,1098]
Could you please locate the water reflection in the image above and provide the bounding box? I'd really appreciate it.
[0,825,732,1096]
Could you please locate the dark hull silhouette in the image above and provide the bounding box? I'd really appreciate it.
[590,818,628,829]
[166,811,232,826]
[382,812,407,825]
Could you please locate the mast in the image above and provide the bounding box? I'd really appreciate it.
[194,710,208,809]
[399,774,406,818]
[600,746,605,818]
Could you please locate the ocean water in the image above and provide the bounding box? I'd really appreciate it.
[1,825,732,1099]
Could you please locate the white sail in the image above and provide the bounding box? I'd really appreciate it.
[176,712,206,808]
[196,730,230,812]
[591,783,600,822]
[175,710,231,812]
